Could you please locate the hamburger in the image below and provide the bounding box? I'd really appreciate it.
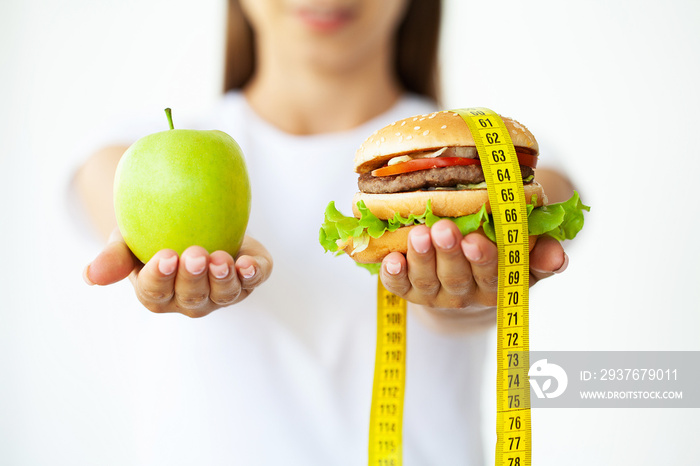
[320,110,588,272]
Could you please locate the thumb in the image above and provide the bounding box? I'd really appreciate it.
[83,229,140,286]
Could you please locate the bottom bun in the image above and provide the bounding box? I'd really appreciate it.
[344,182,548,264]
[353,182,547,219]
[341,225,417,264]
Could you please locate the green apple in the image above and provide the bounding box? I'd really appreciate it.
[113,108,251,263]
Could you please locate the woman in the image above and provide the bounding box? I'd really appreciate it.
[78,0,571,463]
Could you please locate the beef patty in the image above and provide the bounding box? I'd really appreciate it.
[358,164,534,194]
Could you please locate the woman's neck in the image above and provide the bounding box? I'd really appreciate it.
[243,40,402,135]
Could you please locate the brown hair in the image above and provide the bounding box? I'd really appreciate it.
[222,0,442,102]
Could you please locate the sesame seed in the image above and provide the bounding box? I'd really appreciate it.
[441,125,447,129]
[400,121,406,126]
[380,136,385,142]
[406,135,413,140]
[414,126,420,130]
[423,130,430,136]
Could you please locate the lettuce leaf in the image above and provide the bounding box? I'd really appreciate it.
[319,192,590,272]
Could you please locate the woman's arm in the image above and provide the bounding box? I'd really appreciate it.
[74,145,127,241]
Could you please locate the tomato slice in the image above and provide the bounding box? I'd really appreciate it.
[516,150,538,169]
[371,150,538,177]
[371,157,479,177]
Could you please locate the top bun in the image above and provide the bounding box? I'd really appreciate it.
[354,110,539,173]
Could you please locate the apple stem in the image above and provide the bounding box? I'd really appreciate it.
[165,108,174,130]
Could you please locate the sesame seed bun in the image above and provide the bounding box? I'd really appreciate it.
[354,110,539,173]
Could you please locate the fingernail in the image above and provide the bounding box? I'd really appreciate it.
[554,253,569,274]
[158,255,178,276]
[432,226,455,249]
[461,239,482,262]
[210,262,229,279]
[386,259,402,275]
[184,255,206,275]
[82,264,96,286]
[240,265,256,279]
[410,231,431,254]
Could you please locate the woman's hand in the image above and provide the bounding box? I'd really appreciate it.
[379,219,567,333]
[83,229,273,318]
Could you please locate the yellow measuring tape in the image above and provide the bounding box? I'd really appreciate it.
[369,279,407,466]
[368,107,531,466]
[456,108,531,466]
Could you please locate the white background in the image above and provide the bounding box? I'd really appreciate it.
[1,0,699,465]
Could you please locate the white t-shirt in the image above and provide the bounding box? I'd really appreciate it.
[82,93,490,466]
